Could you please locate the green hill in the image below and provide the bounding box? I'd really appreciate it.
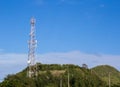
[91,65,120,86]
[1,64,120,87]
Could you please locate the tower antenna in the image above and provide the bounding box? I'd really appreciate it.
[27,17,37,78]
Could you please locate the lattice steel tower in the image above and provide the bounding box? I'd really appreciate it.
[27,17,37,78]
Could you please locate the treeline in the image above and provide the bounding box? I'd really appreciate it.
[37,63,80,70]
[0,64,120,87]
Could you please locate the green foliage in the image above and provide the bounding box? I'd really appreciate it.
[92,65,120,86]
[1,64,119,87]
[0,74,36,87]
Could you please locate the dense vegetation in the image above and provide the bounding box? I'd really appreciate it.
[0,64,120,87]
[92,65,120,87]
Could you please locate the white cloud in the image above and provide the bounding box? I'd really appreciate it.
[37,51,120,70]
[0,51,120,81]
[0,53,27,81]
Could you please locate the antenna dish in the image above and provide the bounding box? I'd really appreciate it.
[27,60,31,64]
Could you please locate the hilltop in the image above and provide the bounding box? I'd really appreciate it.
[0,64,120,87]
[92,65,120,86]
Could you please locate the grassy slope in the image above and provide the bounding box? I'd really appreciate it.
[91,65,120,85]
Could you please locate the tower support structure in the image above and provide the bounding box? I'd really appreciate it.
[27,17,37,78]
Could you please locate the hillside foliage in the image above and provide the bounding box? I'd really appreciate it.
[0,64,120,87]
[92,65,120,87]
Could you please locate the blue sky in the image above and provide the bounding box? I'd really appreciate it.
[1,0,120,81]
[0,0,120,54]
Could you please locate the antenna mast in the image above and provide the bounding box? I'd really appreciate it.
[27,17,37,78]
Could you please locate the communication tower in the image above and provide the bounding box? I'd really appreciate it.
[27,17,37,78]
